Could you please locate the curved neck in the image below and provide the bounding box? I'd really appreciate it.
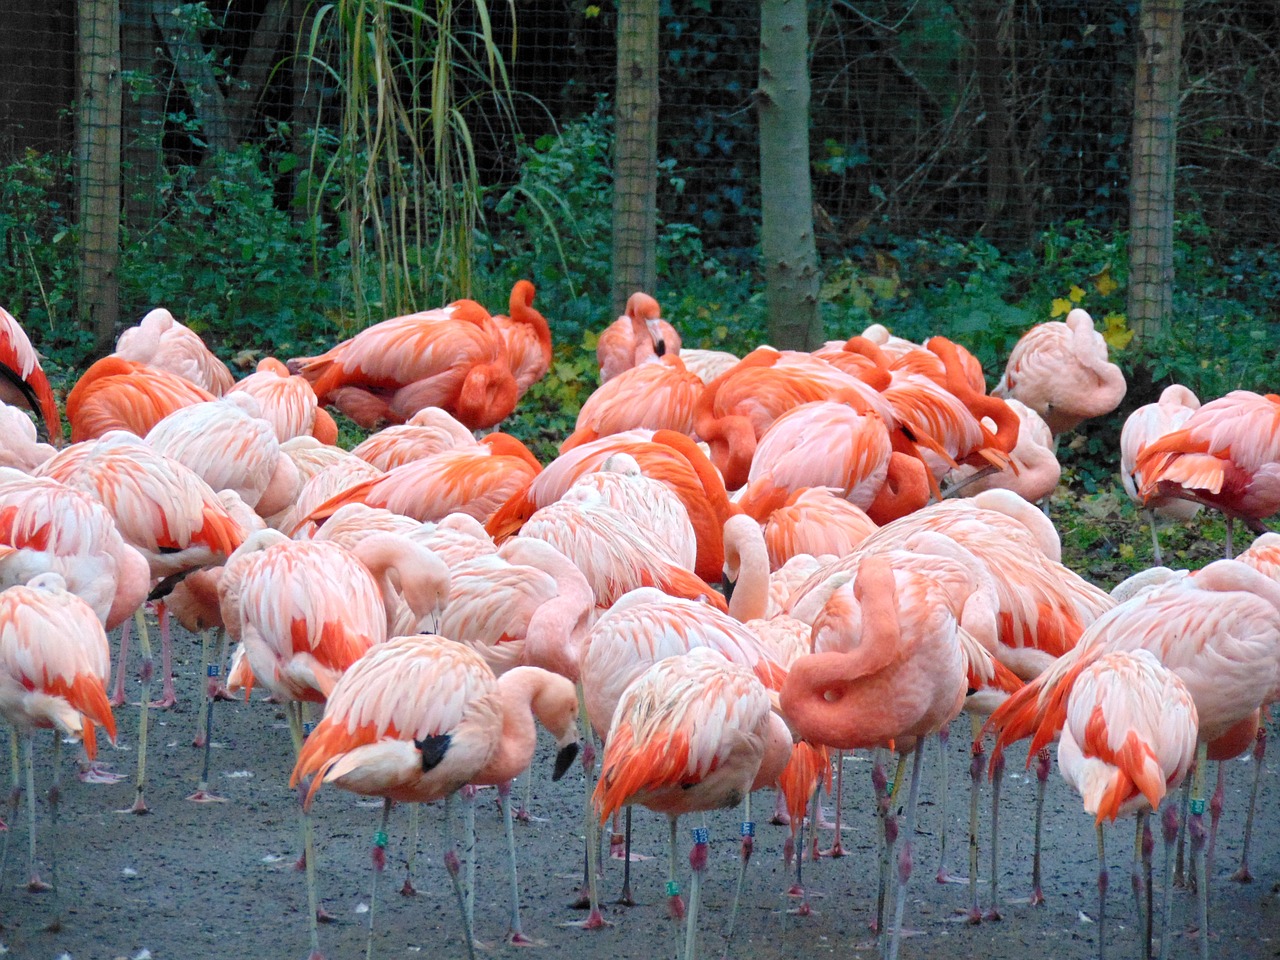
[724,516,770,622]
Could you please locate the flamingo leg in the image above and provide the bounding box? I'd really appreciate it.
[1030,747,1050,905]
[516,767,537,822]
[1143,813,1155,960]
[401,802,420,896]
[462,785,477,937]
[886,743,925,960]
[684,825,708,960]
[498,780,538,945]
[1206,762,1225,882]
[110,614,131,707]
[1146,509,1163,566]
[618,806,635,906]
[821,750,845,857]
[288,703,325,960]
[0,725,20,884]
[1224,517,1235,560]
[24,731,48,891]
[45,730,62,931]
[935,727,960,883]
[966,719,984,923]
[193,628,211,746]
[1232,725,1265,883]
[985,751,1004,920]
[563,683,608,929]
[1131,812,1147,955]
[1096,823,1108,960]
[188,628,226,802]
[365,798,392,960]
[667,814,686,919]
[151,601,177,709]
[443,793,478,960]
[722,794,753,956]
[128,606,152,815]
[1158,804,1179,960]
[1174,775,1191,887]
[1190,743,1210,960]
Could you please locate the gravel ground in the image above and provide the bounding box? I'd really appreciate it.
[2,621,1279,960]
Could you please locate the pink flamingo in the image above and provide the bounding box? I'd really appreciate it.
[1120,384,1202,562]
[0,305,61,442]
[596,291,681,383]
[114,307,234,396]
[226,357,338,445]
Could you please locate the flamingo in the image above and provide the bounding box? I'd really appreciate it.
[0,573,116,923]
[0,305,62,442]
[225,357,338,444]
[993,307,1128,435]
[759,487,877,568]
[1120,384,1202,562]
[0,401,56,472]
[1135,389,1280,557]
[351,407,476,471]
[984,559,1280,960]
[488,429,732,585]
[779,556,968,960]
[1057,649,1198,960]
[594,647,786,960]
[287,297,518,430]
[113,307,235,396]
[596,291,681,383]
[287,636,502,959]
[946,398,1061,504]
[561,354,703,452]
[65,356,215,442]
[36,431,246,810]
[145,395,302,519]
[298,433,541,531]
[271,447,383,536]
[490,279,553,398]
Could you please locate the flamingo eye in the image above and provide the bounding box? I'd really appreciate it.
[823,689,840,703]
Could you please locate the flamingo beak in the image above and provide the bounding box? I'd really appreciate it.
[645,318,666,357]
[552,741,581,781]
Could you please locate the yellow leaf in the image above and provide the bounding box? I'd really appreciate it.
[1101,312,1133,350]
[1094,265,1118,296]
[581,329,599,351]
[1118,542,1134,560]
[1068,285,1086,303]
[1050,297,1072,318]
[584,4,600,17]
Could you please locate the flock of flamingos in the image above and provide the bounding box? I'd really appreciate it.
[0,280,1278,960]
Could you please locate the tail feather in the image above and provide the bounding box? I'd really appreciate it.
[776,740,830,827]
[594,724,692,824]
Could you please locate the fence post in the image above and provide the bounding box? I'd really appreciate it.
[77,0,123,354]
[1128,0,1183,343]
[611,0,659,317]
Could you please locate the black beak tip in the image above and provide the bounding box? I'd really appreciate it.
[655,338,667,357]
[552,742,580,782]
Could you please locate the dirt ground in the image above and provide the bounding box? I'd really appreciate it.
[2,621,1280,960]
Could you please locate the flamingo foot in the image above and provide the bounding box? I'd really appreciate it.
[78,762,124,785]
[186,788,227,803]
[615,889,635,907]
[983,906,1003,922]
[609,832,625,859]
[26,876,51,893]
[787,901,816,917]
[963,906,983,925]
[821,841,846,858]
[121,793,150,815]
[561,908,611,930]
[1028,885,1045,906]
[936,868,967,884]
[400,878,418,897]
[1231,866,1254,884]
[149,694,177,710]
[769,811,791,826]
[506,931,546,947]
[212,685,236,702]
[316,906,336,924]
[515,809,547,823]
[568,890,590,909]
[108,692,127,709]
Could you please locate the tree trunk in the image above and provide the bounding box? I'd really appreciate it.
[152,0,237,155]
[77,0,123,355]
[611,0,659,317]
[121,0,162,230]
[972,0,1028,247]
[1128,0,1183,342]
[758,0,822,350]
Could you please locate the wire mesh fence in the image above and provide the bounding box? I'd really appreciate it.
[0,0,1277,352]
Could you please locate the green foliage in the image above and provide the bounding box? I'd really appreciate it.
[501,339,599,463]
[120,143,342,357]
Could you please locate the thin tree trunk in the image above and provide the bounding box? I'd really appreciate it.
[758,0,822,350]
[121,0,162,230]
[611,0,659,316]
[77,0,123,354]
[1128,0,1183,342]
[152,0,237,154]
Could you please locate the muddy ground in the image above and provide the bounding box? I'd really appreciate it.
[1,622,1279,960]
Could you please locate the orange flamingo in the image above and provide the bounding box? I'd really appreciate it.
[1135,389,1280,557]
[0,306,61,442]
[676,348,740,385]
[225,357,337,444]
[145,396,302,520]
[993,307,1127,435]
[0,402,56,472]
[272,447,383,536]
[946,398,1061,504]
[65,356,215,442]
[1120,384,1202,562]
[490,279,553,398]
[596,291,681,383]
[351,407,476,471]
[300,433,540,531]
[114,307,234,396]
[760,486,877,568]
[594,647,786,960]
[288,298,518,430]
[984,558,1280,960]
[779,557,968,960]
[289,636,506,960]
[1057,648,1198,960]
[0,573,116,917]
[561,354,703,452]
[488,429,732,585]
